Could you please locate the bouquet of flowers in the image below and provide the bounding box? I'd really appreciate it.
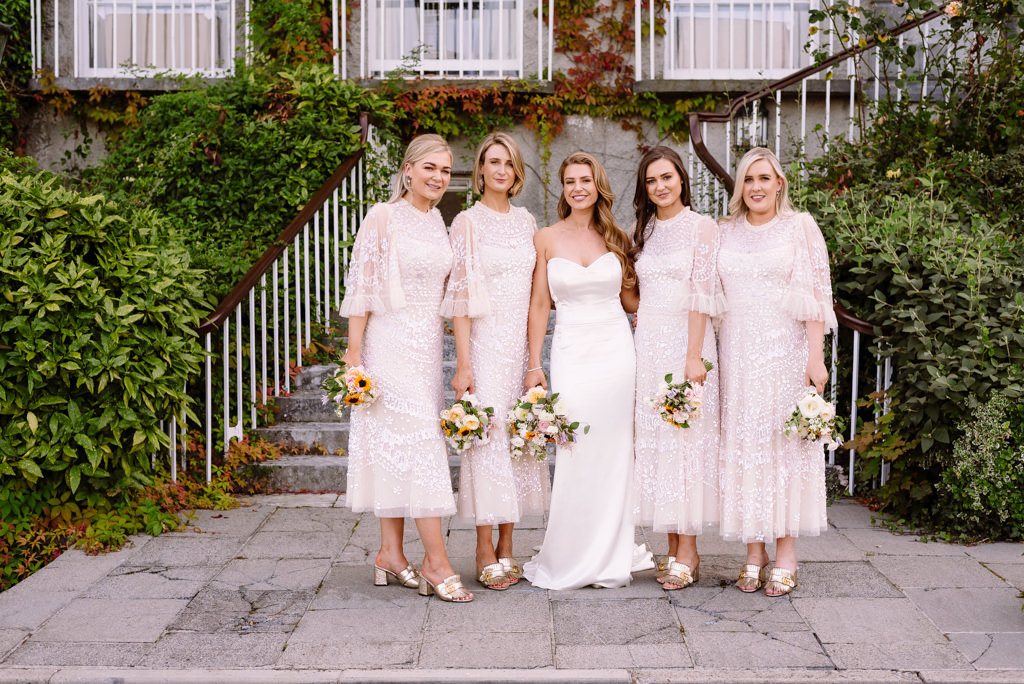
[646,360,713,429]
[783,387,842,450]
[321,364,377,417]
[441,394,495,451]
[507,385,589,461]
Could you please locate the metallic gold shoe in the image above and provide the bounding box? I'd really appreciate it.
[498,557,522,585]
[662,561,699,591]
[736,562,770,593]
[764,567,798,596]
[418,574,474,602]
[373,564,420,589]
[655,555,676,584]
[477,563,511,591]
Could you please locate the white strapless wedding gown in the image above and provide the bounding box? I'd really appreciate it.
[523,252,654,590]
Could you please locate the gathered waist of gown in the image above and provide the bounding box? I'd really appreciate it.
[554,298,626,326]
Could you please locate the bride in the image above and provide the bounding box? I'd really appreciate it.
[522,151,653,590]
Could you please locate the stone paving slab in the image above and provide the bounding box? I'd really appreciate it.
[2,498,1024,682]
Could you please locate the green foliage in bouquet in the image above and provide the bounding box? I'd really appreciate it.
[0,153,205,494]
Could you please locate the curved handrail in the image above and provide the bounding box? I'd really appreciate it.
[687,10,942,196]
[197,112,371,336]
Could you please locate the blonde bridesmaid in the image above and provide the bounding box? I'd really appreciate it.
[442,132,550,591]
[340,134,473,603]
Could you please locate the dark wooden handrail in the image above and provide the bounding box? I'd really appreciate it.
[686,11,943,336]
[197,112,371,336]
[688,9,942,196]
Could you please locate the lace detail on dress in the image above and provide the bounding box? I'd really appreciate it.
[632,207,722,534]
[446,203,550,524]
[716,212,834,542]
[343,200,456,519]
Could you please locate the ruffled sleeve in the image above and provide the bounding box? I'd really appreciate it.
[686,215,728,316]
[440,210,491,318]
[339,203,406,317]
[785,212,838,332]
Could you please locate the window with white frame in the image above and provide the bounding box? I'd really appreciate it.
[79,0,234,76]
[664,0,813,79]
[365,0,522,78]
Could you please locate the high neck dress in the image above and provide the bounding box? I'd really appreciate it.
[340,199,455,518]
[441,201,550,524]
[632,207,726,534]
[716,212,838,542]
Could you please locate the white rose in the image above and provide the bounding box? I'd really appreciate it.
[511,436,525,447]
[818,399,835,419]
[543,423,559,434]
[797,394,818,419]
[463,415,480,431]
[553,401,566,415]
[449,404,466,420]
[514,405,529,421]
[462,393,479,406]
[537,410,555,423]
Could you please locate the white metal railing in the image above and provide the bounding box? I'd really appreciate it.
[29,0,239,77]
[348,0,554,79]
[156,120,375,481]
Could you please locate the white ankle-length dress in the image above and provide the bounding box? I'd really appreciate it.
[441,202,551,525]
[716,212,837,542]
[633,208,726,534]
[340,199,455,519]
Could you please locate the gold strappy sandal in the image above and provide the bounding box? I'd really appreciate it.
[764,567,798,596]
[373,564,420,588]
[662,561,699,591]
[655,555,676,584]
[498,557,522,585]
[478,562,511,591]
[736,562,770,593]
[418,574,474,602]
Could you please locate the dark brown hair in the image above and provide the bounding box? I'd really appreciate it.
[557,151,636,289]
[630,146,691,259]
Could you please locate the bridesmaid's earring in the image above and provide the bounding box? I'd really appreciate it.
[403,174,412,190]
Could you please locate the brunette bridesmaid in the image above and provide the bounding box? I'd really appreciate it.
[625,147,725,590]
[441,132,551,591]
[340,134,473,603]
[716,147,836,596]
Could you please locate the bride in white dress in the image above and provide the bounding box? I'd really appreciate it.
[522,151,653,590]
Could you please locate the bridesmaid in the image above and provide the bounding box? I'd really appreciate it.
[716,147,836,596]
[441,132,550,591]
[625,147,725,590]
[340,134,473,603]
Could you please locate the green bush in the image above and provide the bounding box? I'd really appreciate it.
[0,154,205,493]
[86,62,394,304]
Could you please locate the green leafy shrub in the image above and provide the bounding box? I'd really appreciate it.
[0,154,205,493]
[937,395,1024,540]
[87,62,394,304]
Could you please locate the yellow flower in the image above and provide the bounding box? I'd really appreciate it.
[345,394,361,405]
[944,1,962,16]
[458,427,472,437]
[526,386,547,404]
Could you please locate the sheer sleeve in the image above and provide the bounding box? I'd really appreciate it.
[785,212,838,332]
[686,215,728,316]
[440,211,490,318]
[339,203,406,317]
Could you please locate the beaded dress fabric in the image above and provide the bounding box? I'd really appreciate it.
[340,200,456,518]
[632,208,726,534]
[441,202,551,524]
[716,212,838,542]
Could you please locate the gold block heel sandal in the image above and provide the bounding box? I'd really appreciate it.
[736,562,770,593]
[373,564,420,589]
[478,563,511,591]
[498,557,522,585]
[655,555,676,584]
[764,567,798,596]
[418,574,474,602]
[662,561,699,591]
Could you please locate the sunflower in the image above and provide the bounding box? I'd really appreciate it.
[345,394,361,405]
[458,427,472,437]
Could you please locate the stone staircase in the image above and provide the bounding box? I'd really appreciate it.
[254,326,554,493]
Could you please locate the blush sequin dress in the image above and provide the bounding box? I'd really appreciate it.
[340,199,456,519]
[716,211,837,542]
[632,208,726,534]
[441,202,551,525]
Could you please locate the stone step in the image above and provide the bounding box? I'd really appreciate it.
[259,453,557,493]
[254,421,349,455]
[275,392,349,422]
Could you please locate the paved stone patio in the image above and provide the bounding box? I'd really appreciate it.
[0,498,1022,683]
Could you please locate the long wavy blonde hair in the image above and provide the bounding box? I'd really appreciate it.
[726,147,798,222]
[557,151,635,289]
[387,134,452,208]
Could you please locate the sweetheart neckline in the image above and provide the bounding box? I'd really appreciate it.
[548,252,616,270]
